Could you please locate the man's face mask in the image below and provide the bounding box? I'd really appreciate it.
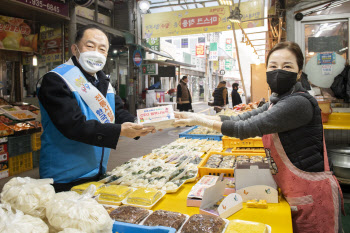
[266,69,298,95]
[75,45,106,73]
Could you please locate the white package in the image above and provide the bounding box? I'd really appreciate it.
[0,203,49,233]
[58,229,85,233]
[0,177,55,219]
[46,185,114,233]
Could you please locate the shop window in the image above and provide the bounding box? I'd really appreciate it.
[198,37,205,43]
[304,21,348,64]
[165,39,172,44]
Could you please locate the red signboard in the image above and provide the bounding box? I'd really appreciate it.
[196,44,205,57]
[226,38,232,44]
[13,0,69,18]
[180,15,219,29]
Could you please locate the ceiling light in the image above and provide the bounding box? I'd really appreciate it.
[139,0,150,13]
[218,0,233,5]
[33,55,37,66]
[113,49,117,54]
[309,52,315,55]
[228,7,243,23]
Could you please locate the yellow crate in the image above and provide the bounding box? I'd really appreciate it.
[9,152,33,176]
[231,147,266,153]
[31,132,42,151]
[198,151,266,178]
[222,136,264,148]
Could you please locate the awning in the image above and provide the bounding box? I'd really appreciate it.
[144,59,195,68]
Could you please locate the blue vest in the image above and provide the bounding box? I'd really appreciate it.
[39,65,115,183]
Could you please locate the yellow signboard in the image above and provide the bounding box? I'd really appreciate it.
[143,1,264,38]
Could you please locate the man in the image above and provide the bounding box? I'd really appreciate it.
[231,83,242,107]
[38,24,154,192]
[176,76,192,112]
[213,81,228,107]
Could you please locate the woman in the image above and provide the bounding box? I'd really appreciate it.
[176,76,192,112]
[212,81,228,107]
[231,82,242,107]
[174,41,344,233]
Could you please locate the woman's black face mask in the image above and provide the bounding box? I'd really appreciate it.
[266,69,298,95]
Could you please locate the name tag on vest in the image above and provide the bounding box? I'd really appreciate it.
[51,64,115,124]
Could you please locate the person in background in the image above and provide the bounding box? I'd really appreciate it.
[177,76,192,112]
[38,24,155,192]
[213,81,228,107]
[231,83,242,107]
[174,41,344,233]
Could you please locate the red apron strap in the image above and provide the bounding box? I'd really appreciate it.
[322,128,331,172]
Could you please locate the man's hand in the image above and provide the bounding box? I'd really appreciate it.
[174,111,192,120]
[120,122,154,138]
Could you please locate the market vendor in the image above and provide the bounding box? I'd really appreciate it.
[174,41,344,233]
[37,24,155,192]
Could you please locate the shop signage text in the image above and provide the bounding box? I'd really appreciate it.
[209,42,218,61]
[143,2,264,38]
[14,0,69,18]
[219,70,225,75]
[142,64,158,75]
[196,44,205,58]
[317,52,336,65]
[146,38,160,51]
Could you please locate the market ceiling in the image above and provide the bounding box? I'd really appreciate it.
[148,0,220,13]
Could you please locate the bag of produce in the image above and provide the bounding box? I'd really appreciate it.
[46,185,113,233]
[0,203,49,233]
[0,177,55,219]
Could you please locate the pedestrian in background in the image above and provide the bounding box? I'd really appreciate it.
[177,76,192,112]
[213,81,228,107]
[231,83,242,107]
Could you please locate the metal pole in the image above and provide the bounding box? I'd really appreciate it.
[232,23,247,103]
[61,22,65,62]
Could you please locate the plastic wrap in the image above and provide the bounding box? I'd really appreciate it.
[205,154,223,168]
[0,203,49,233]
[58,229,85,233]
[181,214,226,233]
[96,185,133,203]
[226,219,269,233]
[46,185,114,233]
[109,205,150,224]
[71,182,104,194]
[0,177,55,219]
[143,210,187,231]
[127,187,162,206]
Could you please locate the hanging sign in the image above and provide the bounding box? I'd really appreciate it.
[146,37,160,51]
[133,50,143,67]
[317,52,336,65]
[225,60,233,71]
[219,70,226,75]
[143,2,264,38]
[209,42,218,61]
[142,64,158,75]
[196,44,205,58]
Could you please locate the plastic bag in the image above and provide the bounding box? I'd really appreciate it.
[46,185,114,233]
[0,177,55,219]
[0,203,49,233]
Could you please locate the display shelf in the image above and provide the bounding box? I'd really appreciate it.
[323,113,350,130]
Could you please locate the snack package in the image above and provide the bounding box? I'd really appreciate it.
[0,203,49,233]
[46,185,114,233]
[226,219,269,233]
[70,182,104,194]
[109,205,149,224]
[96,185,133,204]
[0,177,55,219]
[127,187,163,206]
[143,210,187,231]
[182,214,225,233]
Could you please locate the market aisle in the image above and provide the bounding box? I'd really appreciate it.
[0,102,212,192]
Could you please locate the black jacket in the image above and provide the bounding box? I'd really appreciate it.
[231,89,242,107]
[38,56,135,150]
[213,87,228,106]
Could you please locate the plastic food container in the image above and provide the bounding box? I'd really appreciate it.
[96,185,133,206]
[123,189,166,210]
[222,136,264,148]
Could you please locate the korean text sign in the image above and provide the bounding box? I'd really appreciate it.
[143,2,264,38]
[137,105,175,124]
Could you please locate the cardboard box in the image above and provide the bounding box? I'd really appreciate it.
[235,163,278,203]
[200,175,243,219]
[0,169,9,180]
